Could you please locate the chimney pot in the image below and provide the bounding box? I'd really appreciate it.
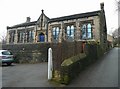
[26,17,31,22]
[100,2,104,10]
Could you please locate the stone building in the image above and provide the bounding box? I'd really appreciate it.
[107,34,113,47]
[6,3,107,48]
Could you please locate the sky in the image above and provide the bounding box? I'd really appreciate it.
[0,0,118,40]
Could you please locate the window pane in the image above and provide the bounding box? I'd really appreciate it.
[88,28,91,32]
[52,27,56,36]
[56,27,59,35]
[71,25,74,37]
[31,31,34,38]
[82,24,86,39]
[82,34,86,39]
[29,31,31,38]
[82,24,86,29]
[2,51,12,55]
[67,26,70,36]
[87,24,92,38]
[88,32,91,38]
[20,32,23,41]
[87,23,91,29]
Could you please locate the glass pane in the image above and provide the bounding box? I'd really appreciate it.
[87,24,91,29]
[67,30,70,35]
[87,32,91,38]
[82,24,86,29]
[87,24,92,39]
[71,25,74,36]
[71,29,74,38]
[2,51,12,55]
[82,24,86,39]
[29,31,31,37]
[82,34,86,39]
[88,28,91,33]
[71,25,74,30]
[32,31,34,38]
[56,27,59,35]
[67,26,70,36]
[53,31,55,36]
[52,27,56,36]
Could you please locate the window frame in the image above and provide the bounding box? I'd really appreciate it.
[81,21,93,40]
[66,25,75,39]
[52,26,60,40]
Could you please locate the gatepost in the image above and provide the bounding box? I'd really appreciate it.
[48,48,53,80]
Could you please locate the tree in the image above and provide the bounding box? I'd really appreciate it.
[115,0,120,11]
[0,35,6,44]
[112,27,120,46]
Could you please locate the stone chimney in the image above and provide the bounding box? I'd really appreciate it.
[26,17,31,23]
[100,2,104,10]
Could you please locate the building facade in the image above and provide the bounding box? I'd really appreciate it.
[6,3,107,48]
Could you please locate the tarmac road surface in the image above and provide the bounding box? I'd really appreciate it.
[67,47,119,87]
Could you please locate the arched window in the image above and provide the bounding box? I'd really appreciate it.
[87,24,92,38]
[52,27,56,37]
[29,31,31,39]
[52,27,60,40]
[67,26,70,37]
[20,32,23,42]
[56,27,60,38]
[81,23,92,39]
[82,24,87,39]
[66,25,75,39]
[71,25,75,38]
[31,31,34,40]
[28,30,34,42]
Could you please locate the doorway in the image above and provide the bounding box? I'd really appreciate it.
[39,33,45,42]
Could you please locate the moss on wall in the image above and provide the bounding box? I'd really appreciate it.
[60,53,86,84]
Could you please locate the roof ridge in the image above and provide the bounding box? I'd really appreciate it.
[49,10,101,22]
[7,21,37,29]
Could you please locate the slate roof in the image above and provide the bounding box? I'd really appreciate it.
[7,21,37,29]
[49,10,101,23]
[7,10,101,29]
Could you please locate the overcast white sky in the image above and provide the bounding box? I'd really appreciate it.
[0,0,118,40]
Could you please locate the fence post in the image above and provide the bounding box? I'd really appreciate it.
[48,48,53,80]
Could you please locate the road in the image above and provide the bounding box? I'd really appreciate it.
[2,48,119,87]
[2,63,57,87]
[67,47,119,87]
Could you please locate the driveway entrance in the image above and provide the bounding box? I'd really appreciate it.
[2,63,58,87]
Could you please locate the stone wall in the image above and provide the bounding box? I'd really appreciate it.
[2,41,83,64]
[60,42,104,84]
[2,43,50,63]
[50,41,83,71]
